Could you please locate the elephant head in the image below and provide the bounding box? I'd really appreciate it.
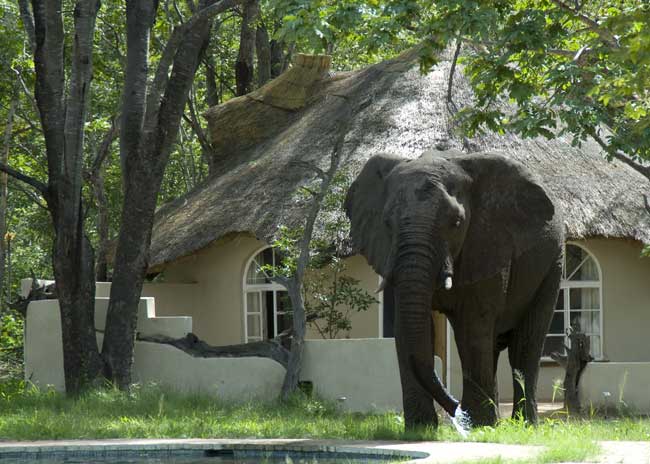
[344,149,556,427]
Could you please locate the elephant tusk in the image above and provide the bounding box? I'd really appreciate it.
[375,278,388,294]
[444,276,453,290]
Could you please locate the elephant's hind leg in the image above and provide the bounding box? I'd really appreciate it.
[508,261,562,423]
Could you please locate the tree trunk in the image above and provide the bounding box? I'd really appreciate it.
[53,230,103,393]
[235,0,259,95]
[0,97,16,304]
[27,0,104,394]
[551,326,593,415]
[270,39,284,78]
[280,281,306,399]
[102,179,157,388]
[255,24,271,87]
[103,0,237,389]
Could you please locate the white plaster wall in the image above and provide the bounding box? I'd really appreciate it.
[24,298,283,401]
[301,338,442,412]
[580,362,650,413]
[132,342,285,399]
[24,300,442,411]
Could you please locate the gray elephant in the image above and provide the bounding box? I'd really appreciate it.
[345,149,563,428]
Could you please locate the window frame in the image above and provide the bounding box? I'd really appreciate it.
[242,246,290,343]
[543,242,604,361]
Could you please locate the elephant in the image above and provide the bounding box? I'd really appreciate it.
[344,149,564,428]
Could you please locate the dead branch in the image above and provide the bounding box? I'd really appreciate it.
[137,332,290,368]
[6,273,56,317]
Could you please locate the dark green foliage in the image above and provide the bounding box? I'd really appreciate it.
[419,1,649,165]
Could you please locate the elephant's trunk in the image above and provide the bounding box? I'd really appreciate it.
[393,235,459,425]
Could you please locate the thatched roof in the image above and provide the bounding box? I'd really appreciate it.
[148,48,650,271]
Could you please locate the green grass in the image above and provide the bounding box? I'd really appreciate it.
[1,384,649,463]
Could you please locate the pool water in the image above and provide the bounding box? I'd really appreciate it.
[1,450,410,464]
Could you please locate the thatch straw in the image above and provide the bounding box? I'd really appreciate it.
[148,49,650,271]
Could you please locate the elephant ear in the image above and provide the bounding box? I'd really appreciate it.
[345,153,402,278]
[451,152,558,286]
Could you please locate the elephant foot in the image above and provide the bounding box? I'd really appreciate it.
[403,396,438,429]
[512,399,538,424]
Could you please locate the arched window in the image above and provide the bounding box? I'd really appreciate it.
[243,247,292,343]
[543,243,603,359]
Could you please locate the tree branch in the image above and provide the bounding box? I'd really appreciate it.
[145,0,241,130]
[16,0,36,53]
[549,0,618,47]
[447,38,462,114]
[89,117,120,177]
[31,0,66,183]
[10,180,48,210]
[0,162,48,197]
[588,129,650,181]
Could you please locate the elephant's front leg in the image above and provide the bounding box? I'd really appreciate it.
[452,311,499,427]
[394,307,439,428]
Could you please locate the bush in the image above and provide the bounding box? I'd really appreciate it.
[0,309,24,386]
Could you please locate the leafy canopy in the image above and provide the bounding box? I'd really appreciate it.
[419,1,649,163]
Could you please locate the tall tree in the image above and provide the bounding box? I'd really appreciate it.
[102,0,241,388]
[1,0,104,393]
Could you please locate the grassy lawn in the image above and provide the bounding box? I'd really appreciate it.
[1,384,649,463]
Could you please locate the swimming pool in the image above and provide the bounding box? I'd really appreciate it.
[1,448,416,463]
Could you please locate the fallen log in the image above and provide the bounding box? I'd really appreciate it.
[137,332,290,368]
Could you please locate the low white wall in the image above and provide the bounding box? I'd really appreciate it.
[24,298,283,401]
[24,300,446,412]
[580,362,650,413]
[301,338,442,413]
[132,342,285,399]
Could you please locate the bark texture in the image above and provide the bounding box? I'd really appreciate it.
[255,24,271,87]
[0,97,16,302]
[235,0,259,95]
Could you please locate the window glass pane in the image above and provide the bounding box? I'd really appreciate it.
[565,245,583,279]
[555,289,564,310]
[569,288,600,310]
[247,315,261,337]
[246,249,274,284]
[569,310,600,334]
[246,292,260,314]
[543,336,566,357]
[589,335,601,359]
[566,245,598,281]
[549,312,565,334]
